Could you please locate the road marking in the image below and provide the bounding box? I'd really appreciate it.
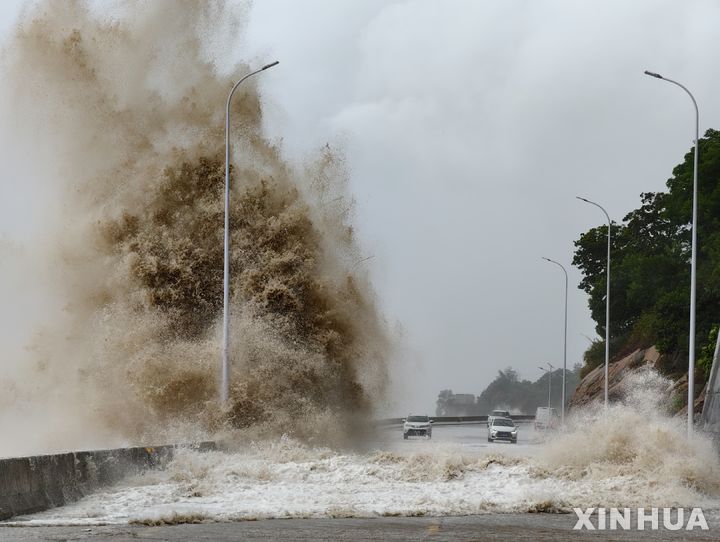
[427,523,441,534]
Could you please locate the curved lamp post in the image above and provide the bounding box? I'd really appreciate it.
[644,70,699,438]
[222,61,279,403]
[542,257,568,425]
[577,196,611,409]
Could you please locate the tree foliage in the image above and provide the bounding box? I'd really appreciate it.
[436,365,582,415]
[573,129,720,375]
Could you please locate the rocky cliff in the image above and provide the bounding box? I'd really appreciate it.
[568,346,705,416]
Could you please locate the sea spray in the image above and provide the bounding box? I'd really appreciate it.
[0,0,389,455]
[6,357,720,523]
[536,368,720,504]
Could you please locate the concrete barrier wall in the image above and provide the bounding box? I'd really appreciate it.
[0,442,214,521]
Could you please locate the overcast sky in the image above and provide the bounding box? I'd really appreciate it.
[2,1,720,415]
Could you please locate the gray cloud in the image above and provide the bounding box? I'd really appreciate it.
[1,0,719,415]
[245,0,720,413]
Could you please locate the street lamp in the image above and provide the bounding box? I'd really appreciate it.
[538,363,554,409]
[539,363,554,433]
[351,254,375,269]
[576,196,611,409]
[222,61,279,404]
[644,70,699,438]
[542,257,568,425]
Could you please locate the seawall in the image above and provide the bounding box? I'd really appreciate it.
[0,442,214,521]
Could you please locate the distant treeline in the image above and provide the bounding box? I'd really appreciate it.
[436,365,582,416]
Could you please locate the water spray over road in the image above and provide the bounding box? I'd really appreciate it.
[0,0,388,456]
[13,372,720,525]
[2,0,720,528]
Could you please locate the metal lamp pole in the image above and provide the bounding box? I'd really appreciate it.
[644,70,699,438]
[577,197,611,409]
[542,257,568,425]
[547,362,554,408]
[222,61,279,404]
[538,364,554,408]
[539,363,554,433]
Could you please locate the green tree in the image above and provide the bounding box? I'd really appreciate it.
[435,389,454,416]
[573,129,720,375]
[474,365,582,414]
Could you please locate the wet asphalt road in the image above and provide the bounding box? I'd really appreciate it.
[374,420,539,453]
[3,422,716,541]
[2,514,718,541]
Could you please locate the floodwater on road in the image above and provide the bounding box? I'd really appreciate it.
[374,421,540,456]
[6,410,720,527]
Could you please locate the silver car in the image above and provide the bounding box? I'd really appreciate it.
[487,417,517,444]
[403,415,433,439]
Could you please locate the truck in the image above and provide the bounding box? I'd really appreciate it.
[534,407,559,431]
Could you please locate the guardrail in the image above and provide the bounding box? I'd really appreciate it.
[0,442,214,521]
[376,415,536,426]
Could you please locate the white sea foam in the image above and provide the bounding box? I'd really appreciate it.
[10,369,720,526]
[11,414,720,526]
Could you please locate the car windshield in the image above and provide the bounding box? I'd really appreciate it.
[407,416,429,422]
[493,419,515,427]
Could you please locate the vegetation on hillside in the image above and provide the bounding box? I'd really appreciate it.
[573,129,720,380]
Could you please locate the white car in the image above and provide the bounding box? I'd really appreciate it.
[487,417,518,443]
[403,415,433,439]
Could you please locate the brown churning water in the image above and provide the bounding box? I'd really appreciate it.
[0,0,389,454]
